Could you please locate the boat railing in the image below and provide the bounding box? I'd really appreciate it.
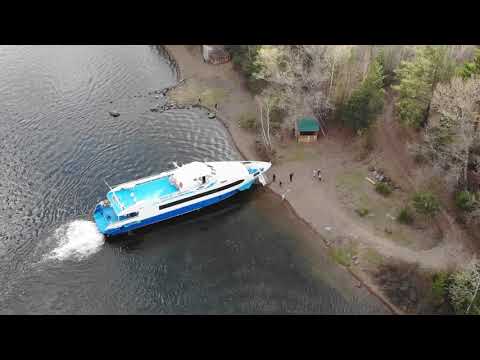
[113,172,174,191]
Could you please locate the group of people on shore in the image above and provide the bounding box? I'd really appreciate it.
[270,168,322,190]
[271,172,295,188]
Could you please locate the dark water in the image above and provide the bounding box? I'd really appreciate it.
[0,45,388,314]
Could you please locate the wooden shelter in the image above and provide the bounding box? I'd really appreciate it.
[295,117,321,143]
[202,45,231,65]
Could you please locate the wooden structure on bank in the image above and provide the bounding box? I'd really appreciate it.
[202,45,231,65]
[295,117,321,143]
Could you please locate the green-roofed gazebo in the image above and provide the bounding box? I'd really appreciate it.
[295,117,321,143]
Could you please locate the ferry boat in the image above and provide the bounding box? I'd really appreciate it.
[93,160,271,236]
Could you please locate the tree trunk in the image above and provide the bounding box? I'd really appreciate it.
[257,98,267,149]
[421,102,431,128]
[464,150,469,188]
[266,101,271,148]
[329,57,336,100]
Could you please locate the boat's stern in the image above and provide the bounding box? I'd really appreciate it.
[93,200,118,235]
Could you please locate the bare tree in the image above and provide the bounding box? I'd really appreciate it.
[253,45,333,129]
[449,258,480,314]
[325,45,354,100]
[255,91,278,152]
[425,76,480,188]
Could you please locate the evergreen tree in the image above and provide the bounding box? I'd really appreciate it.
[393,46,455,128]
[341,56,385,131]
[226,45,262,78]
[375,48,395,87]
[457,48,480,79]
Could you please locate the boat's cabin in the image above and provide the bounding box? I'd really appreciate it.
[169,161,215,191]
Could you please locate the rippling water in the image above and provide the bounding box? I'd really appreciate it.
[0,45,387,314]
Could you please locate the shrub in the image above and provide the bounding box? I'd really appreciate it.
[357,126,376,153]
[355,207,370,217]
[448,260,480,315]
[269,107,287,132]
[470,141,480,156]
[246,78,268,95]
[397,207,414,225]
[456,48,480,80]
[412,191,440,217]
[330,248,354,267]
[431,271,450,301]
[413,152,428,164]
[455,190,477,212]
[375,182,393,196]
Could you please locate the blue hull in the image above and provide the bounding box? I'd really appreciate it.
[99,187,241,237]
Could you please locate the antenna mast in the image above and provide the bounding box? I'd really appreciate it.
[104,179,125,210]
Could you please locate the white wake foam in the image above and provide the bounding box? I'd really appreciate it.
[45,220,105,261]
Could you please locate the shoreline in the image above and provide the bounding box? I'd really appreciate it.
[162,45,398,315]
[156,45,182,83]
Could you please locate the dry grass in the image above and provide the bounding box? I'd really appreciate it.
[280,142,322,162]
[335,169,422,249]
[237,111,257,130]
[361,247,385,266]
[330,243,358,267]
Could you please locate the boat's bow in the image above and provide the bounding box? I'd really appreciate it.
[240,160,271,188]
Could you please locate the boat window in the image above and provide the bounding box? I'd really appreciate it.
[120,212,139,220]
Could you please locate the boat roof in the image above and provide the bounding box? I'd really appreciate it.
[174,161,211,178]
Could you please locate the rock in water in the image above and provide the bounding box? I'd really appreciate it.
[109,111,120,117]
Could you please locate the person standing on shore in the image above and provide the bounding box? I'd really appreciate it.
[279,181,282,187]
[317,169,322,182]
[214,103,218,110]
[289,172,294,182]
[272,174,276,183]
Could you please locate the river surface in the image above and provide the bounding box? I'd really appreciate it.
[0,45,388,314]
